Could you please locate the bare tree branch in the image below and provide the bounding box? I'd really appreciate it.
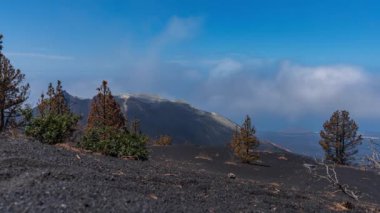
[305,159,361,201]
[366,140,380,173]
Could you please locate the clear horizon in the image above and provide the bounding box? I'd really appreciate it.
[2,0,380,131]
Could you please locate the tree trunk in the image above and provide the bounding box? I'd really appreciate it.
[0,109,4,132]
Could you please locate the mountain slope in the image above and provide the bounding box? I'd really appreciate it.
[63,92,236,146]
[119,94,237,146]
[62,92,284,152]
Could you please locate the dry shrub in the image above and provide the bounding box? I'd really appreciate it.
[154,135,172,146]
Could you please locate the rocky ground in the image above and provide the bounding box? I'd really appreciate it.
[0,136,379,212]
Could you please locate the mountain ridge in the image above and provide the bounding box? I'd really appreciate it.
[62,91,237,146]
[59,91,285,152]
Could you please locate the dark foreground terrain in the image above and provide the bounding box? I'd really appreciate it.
[0,137,379,212]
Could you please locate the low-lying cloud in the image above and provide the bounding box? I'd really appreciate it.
[208,58,243,78]
[195,59,379,119]
[7,16,380,130]
[111,47,380,127]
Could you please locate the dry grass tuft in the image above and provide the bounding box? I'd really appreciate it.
[328,202,354,212]
[55,143,84,153]
[224,161,238,166]
[195,153,213,161]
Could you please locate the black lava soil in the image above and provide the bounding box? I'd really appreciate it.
[0,137,379,212]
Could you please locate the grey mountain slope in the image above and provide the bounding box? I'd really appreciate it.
[120,96,234,146]
[62,92,283,151]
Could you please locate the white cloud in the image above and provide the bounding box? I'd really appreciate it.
[209,58,242,78]
[192,59,380,121]
[128,16,202,91]
[17,14,380,130]
[159,16,201,42]
[275,63,368,108]
[146,16,202,56]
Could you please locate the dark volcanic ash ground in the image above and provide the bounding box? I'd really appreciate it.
[0,137,379,212]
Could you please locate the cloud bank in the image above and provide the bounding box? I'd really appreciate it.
[195,59,380,119]
[65,17,380,130]
[8,16,380,130]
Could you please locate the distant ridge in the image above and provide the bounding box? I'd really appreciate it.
[60,91,285,152]
[63,91,235,145]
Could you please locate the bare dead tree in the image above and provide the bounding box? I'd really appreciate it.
[319,164,360,201]
[366,140,380,173]
[305,159,361,201]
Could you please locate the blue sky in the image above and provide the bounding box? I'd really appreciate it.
[1,0,380,131]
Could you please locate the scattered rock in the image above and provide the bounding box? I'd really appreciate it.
[162,173,178,177]
[112,170,125,176]
[195,154,213,161]
[228,173,236,179]
[148,194,158,200]
[224,161,238,166]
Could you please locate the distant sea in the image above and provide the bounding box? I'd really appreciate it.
[258,131,379,163]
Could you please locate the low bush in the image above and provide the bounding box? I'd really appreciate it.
[25,112,79,144]
[24,81,80,144]
[154,135,173,146]
[81,126,148,160]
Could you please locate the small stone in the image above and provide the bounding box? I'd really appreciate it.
[148,193,158,200]
[227,173,236,179]
[61,204,67,208]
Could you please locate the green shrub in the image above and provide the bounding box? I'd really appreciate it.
[81,126,148,160]
[24,81,79,144]
[25,112,80,144]
[81,81,148,160]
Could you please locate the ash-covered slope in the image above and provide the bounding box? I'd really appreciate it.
[1,137,379,212]
[119,94,236,146]
[63,92,235,146]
